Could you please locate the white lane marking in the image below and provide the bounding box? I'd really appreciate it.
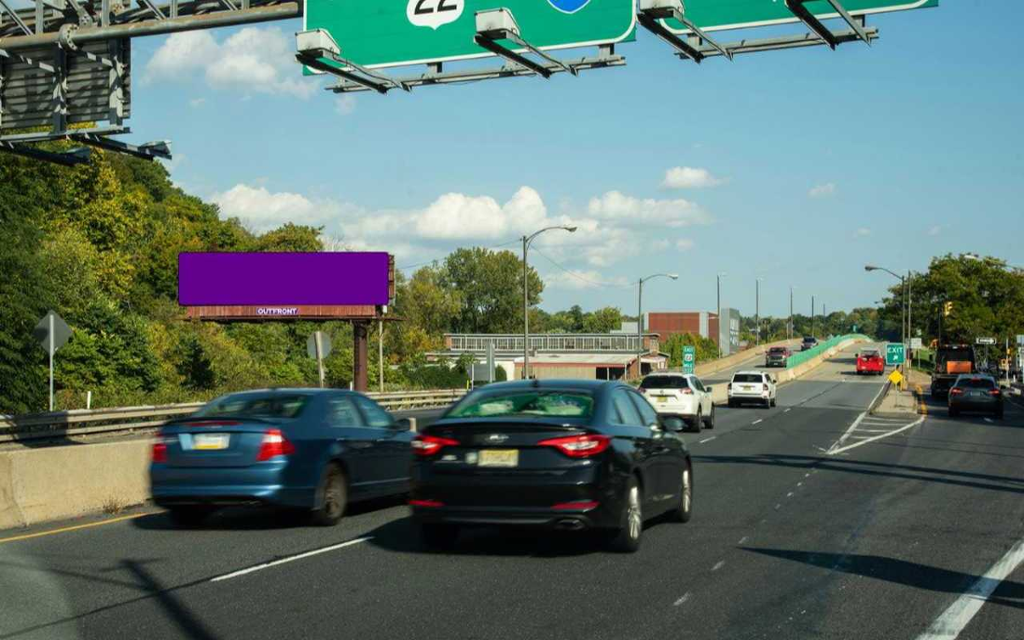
[828,411,869,453]
[916,536,1024,640]
[784,408,792,413]
[786,492,794,498]
[210,536,372,582]
[674,592,692,606]
[796,482,803,487]
[984,418,994,424]
[712,560,725,572]
[738,536,748,545]
[828,417,925,456]
[699,436,717,444]
[857,428,904,433]
[752,419,763,425]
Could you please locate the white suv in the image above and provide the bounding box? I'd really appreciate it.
[728,371,777,408]
[639,373,715,432]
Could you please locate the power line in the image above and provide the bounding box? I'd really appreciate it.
[531,247,634,289]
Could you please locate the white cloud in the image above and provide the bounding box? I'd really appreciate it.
[652,239,670,251]
[587,191,712,228]
[676,238,695,250]
[662,167,725,189]
[144,28,319,99]
[159,153,188,174]
[809,182,837,198]
[212,184,339,230]
[855,227,871,237]
[927,225,942,236]
[188,98,206,108]
[544,270,629,290]
[334,95,356,116]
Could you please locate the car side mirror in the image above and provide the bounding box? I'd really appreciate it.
[393,417,415,432]
[706,386,713,393]
[660,416,686,432]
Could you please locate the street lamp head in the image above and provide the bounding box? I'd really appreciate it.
[668,273,679,280]
[864,265,878,272]
[563,225,578,233]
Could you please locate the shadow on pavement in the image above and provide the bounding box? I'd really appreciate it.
[743,547,1024,611]
[133,495,407,532]
[693,453,1024,495]
[365,515,609,558]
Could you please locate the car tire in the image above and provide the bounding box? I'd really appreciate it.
[728,399,737,409]
[703,405,715,429]
[669,462,693,524]
[771,396,777,408]
[418,522,459,550]
[310,464,347,527]
[167,506,214,527]
[689,409,702,433]
[609,476,643,553]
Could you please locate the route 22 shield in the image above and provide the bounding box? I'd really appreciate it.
[548,0,590,14]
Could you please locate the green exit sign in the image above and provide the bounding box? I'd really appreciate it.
[682,346,696,374]
[886,343,905,365]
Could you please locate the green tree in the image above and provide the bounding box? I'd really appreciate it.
[582,307,623,333]
[440,247,543,333]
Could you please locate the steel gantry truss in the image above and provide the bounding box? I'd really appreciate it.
[0,0,299,164]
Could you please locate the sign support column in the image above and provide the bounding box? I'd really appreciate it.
[353,322,369,392]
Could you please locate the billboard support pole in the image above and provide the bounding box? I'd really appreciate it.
[353,322,369,393]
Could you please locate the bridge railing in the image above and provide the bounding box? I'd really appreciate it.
[0,389,467,444]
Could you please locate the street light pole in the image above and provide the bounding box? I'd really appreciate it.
[716,272,726,358]
[638,273,678,379]
[865,263,907,352]
[789,286,794,341]
[811,295,815,338]
[522,225,577,379]
[755,278,763,346]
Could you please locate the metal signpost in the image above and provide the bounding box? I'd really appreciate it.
[33,310,72,412]
[307,331,332,388]
[682,345,696,374]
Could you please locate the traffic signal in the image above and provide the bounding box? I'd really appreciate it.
[943,301,953,317]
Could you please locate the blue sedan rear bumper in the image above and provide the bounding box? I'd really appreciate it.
[150,463,316,509]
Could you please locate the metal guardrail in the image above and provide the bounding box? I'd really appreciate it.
[0,389,467,444]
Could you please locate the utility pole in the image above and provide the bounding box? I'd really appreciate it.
[789,286,794,341]
[755,278,762,346]
[717,273,725,358]
[811,295,815,338]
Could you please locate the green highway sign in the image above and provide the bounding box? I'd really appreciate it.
[682,345,696,374]
[304,0,636,69]
[660,0,937,35]
[885,343,905,366]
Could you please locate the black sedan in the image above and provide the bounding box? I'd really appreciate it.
[948,375,1004,419]
[409,380,693,553]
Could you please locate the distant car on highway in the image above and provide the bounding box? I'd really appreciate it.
[638,372,716,432]
[728,371,777,408]
[800,336,819,351]
[409,380,693,553]
[856,348,885,375]
[765,346,792,367]
[948,374,1004,419]
[150,388,413,526]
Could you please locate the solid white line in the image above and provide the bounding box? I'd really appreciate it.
[984,418,994,424]
[738,536,748,545]
[828,417,925,456]
[916,536,1024,640]
[674,592,691,606]
[210,537,372,582]
[752,419,763,425]
[828,411,869,453]
[783,408,792,413]
[699,436,717,444]
[711,560,725,572]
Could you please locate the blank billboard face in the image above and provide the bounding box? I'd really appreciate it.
[178,252,391,306]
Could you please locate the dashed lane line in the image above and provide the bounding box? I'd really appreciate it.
[209,536,372,582]
[752,419,763,425]
[674,592,692,607]
[699,436,717,444]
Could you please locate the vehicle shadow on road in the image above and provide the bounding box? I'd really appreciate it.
[692,453,1024,495]
[742,547,1024,611]
[133,495,408,532]
[365,516,605,558]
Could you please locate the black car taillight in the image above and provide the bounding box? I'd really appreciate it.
[950,388,965,396]
[538,434,611,458]
[412,434,459,457]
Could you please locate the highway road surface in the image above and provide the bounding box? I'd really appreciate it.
[1,343,1022,640]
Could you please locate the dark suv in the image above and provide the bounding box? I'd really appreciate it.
[800,337,819,352]
[765,346,791,367]
[948,375,1003,419]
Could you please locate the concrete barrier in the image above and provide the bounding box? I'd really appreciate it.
[0,439,152,530]
[694,339,798,378]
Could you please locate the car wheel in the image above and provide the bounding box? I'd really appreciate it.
[703,405,715,429]
[728,399,736,409]
[311,464,347,526]
[771,396,777,408]
[689,409,702,433]
[669,462,693,523]
[167,506,214,527]
[418,522,459,550]
[609,477,643,553]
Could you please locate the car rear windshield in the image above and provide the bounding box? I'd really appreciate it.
[733,374,764,383]
[769,347,787,354]
[861,350,881,358]
[956,378,996,389]
[194,394,310,419]
[802,337,816,343]
[447,391,594,419]
[640,376,689,390]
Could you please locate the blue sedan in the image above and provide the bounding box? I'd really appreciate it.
[150,388,414,526]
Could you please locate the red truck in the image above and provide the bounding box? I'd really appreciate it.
[856,348,885,375]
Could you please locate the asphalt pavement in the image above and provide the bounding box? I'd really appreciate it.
[1,343,1022,640]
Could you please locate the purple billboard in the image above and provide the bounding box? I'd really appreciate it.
[178,252,392,307]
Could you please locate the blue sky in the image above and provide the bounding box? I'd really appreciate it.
[126,0,1023,318]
